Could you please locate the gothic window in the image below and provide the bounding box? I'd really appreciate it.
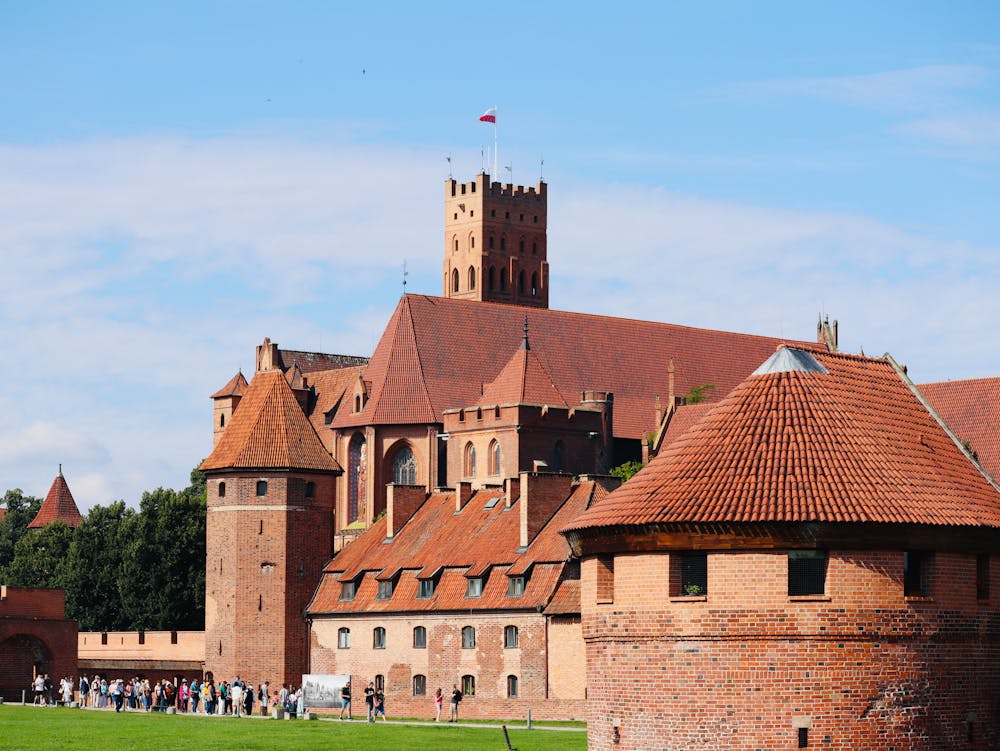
[354,394,361,412]
[518,270,525,294]
[464,442,476,478]
[375,674,384,691]
[470,234,475,249]
[338,628,350,649]
[488,267,496,291]
[392,446,417,485]
[531,271,538,297]
[453,236,458,253]
[413,625,427,648]
[218,481,226,498]
[348,433,366,524]
[220,413,225,427]
[256,480,268,497]
[373,627,386,649]
[489,235,495,249]
[506,675,518,698]
[412,675,426,696]
[532,241,537,254]
[489,440,501,476]
[462,626,476,649]
[553,441,565,472]
[500,272,507,292]
[452,268,460,293]
[500,236,506,251]
[468,266,476,290]
[519,238,524,254]
[504,625,519,648]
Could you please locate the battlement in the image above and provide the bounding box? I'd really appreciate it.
[447,173,546,202]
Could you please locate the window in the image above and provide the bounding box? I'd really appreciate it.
[532,240,537,252]
[338,628,350,649]
[392,446,417,485]
[506,675,518,698]
[489,440,501,476]
[977,553,990,601]
[259,519,263,535]
[453,236,458,252]
[138,631,145,645]
[466,577,483,598]
[904,550,933,597]
[500,273,506,292]
[507,576,526,597]
[354,394,362,412]
[375,674,384,691]
[218,481,226,498]
[101,632,108,645]
[348,433,366,523]
[788,550,828,596]
[462,626,476,649]
[413,626,427,648]
[170,630,178,645]
[518,270,525,294]
[220,413,225,427]
[596,555,614,603]
[470,234,475,248]
[256,480,268,496]
[340,581,357,601]
[305,481,316,499]
[464,442,477,478]
[418,578,436,599]
[489,235,495,249]
[373,627,386,649]
[519,239,524,254]
[461,675,476,696]
[452,268,459,292]
[504,625,519,649]
[468,266,476,290]
[413,674,426,696]
[531,272,538,297]
[488,267,496,291]
[500,236,506,251]
[675,552,708,596]
[553,441,564,472]
[377,580,394,600]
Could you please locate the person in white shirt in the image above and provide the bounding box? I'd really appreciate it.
[231,681,242,717]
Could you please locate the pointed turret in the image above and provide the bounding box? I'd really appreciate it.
[211,370,249,447]
[29,465,84,529]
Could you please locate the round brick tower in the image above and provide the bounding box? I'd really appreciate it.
[563,347,1000,751]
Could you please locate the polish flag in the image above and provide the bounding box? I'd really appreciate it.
[479,108,496,123]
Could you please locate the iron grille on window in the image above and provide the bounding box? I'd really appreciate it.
[788,550,828,596]
[904,550,932,597]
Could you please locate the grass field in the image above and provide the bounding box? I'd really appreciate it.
[0,705,587,751]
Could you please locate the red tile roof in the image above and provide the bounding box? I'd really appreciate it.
[654,402,713,454]
[920,376,1000,484]
[479,340,568,408]
[303,366,366,440]
[543,578,580,615]
[308,480,597,615]
[0,507,6,521]
[200,369,340,473]
[29,470,84,528]
[565,348,1000,532]
[333,294,814,438]
[210,371,248,399]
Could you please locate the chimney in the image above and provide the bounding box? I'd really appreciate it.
[455,481,473,512]
[518,471,573,548]
[386,484,427,538]
[256,337,281,373]
[581,391,614,474]
[504,476,520,509]
[668,359,676,407]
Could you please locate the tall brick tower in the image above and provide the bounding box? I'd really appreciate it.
[200,356,341,687]
[443,172,549,308]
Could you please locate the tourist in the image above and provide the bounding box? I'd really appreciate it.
[243,681,254,717]
[221,680,231,714]
[449,684,462,722]
[90,675,101,708]
[189,678,200,713]
[32,673,44,705]
[179,679,188,712]
[279,684,289,712]
[339,680,351,720]
[99,677,109,708]
[231,680,242,717]
[259,680,270,716]
[364,681,375,722]
[205,679,217,715]
[295,686,304,719]
[373,686,386,721]
[434,688,443,722]
[112,679,124,712]
[60,676,72,706]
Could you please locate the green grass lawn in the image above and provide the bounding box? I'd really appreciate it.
[0,705,586,751]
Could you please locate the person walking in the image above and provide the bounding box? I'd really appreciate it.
[373,686,386,721]
[339,681,352,720]
[434,688,443,722]
[364,681,375,722]
[449,684,462,722]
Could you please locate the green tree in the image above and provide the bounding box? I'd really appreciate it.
[610,460,644,483]
[64,501,135,630]
[0,489,43,571]
[684,383,716,404]
[3,521,74,588]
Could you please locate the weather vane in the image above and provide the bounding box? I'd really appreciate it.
[402,259,409,295]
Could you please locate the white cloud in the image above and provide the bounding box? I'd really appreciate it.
[898,113,1000,147]
[0,421,111,466]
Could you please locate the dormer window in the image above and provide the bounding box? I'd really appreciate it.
[377,580,394,600]
[507,575,526,597]
[466,577,483,598]
[340,579,358,602]
[418,576,438,599]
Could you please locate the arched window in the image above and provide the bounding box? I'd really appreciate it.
[488,267,496,291]
[218,481,226,498]
[392,446,417,485]
[305,481,315,499]
[375,674,384,691]
[519,238,524,254]
[413,674,427,696]
[500,236,506,251]
[220,413,225,427]
[470,234,475,249]
[489,440,501,476]
[461,675,476,696]
[500,272,507,292]
[464,442,477,478]
[354,394,361,412]
[338,628,350,649]
[518,270,525,294]
[506,675,518,698]
[553,441,565,472]
[504,625,519,648]
[532,241,537,255]
[452,269,460,293]
[468,266,476,290]
[413,626,427,648]
[453,236,458,253]
[373,627,386,649]
[531,272,538,297]
[489,235,495,250]
[348,433,366,524]
[256,480,268,497]
[462,626,476,649]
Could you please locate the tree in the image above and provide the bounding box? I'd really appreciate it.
[610,460,644,483]
[684,383,716,404]
[64,501,135,630]
[0,489,42,572]
[2,521,74,588]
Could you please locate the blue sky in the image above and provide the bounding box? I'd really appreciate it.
[2,2,999,509]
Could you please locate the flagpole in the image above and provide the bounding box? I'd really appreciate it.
[494,104,498,182]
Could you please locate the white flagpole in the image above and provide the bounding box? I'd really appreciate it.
[493,104,499,182]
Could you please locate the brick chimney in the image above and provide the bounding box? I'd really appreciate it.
[455,481,473,512]
[386,484,427,538]
[518,471,573,548]
[504,476,520,509]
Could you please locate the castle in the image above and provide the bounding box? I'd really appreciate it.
[197,172,1000,747]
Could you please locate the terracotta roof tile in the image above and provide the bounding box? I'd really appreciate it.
[543,578,580,615]
[566,348,1000,532]
[334,294,814,438]
[200,369,340,473]
[303,366,365,440]
[308,481,596,614]
[29,470,83,528]
[656,402,713,454]
[210,371,248,399]
[920,376,1000,484]
[479,342,568,408]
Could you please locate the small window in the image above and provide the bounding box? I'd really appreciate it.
[354,395,362,412]
[418,579,436,599]
[305,481,316,499]
[462,625,476,649]
[531,271,538,296]
[519,239,524,254]
[220,413,225,427]
[532,241,537,254]
[904,550,933,597]
[452,268,460,293]
[464,442,477,478]
[256,480,268,497]
[377,580,394,600]
[470,234,475,248]
[259,519,263,535]
[138,631,145,645]
[489,440,501,475]
[375,674,384,691]
[675,552,708,596]
[413,674,426,696]
[489,235,495,249]
[507,576,526,597]
[338,627,350,649]
[413,626,427,648]
[798,727,809,748]
[466,577,483,598]
[373,627,386,649]
[504,625,519,649]
[500,273,507,292]
[504,211,510,219]
[461,675,476,696]
[596,555,615,603]
[788,550,828,596]
[170,631,178,645]
[218,481,226,498]
[101,632,108,645]
[506,675,518,698]
[518,270,525,294]
[491,209,495,217]
[553,441,564,472]
[977,553,990,601]
[500,237,506,251]
[340,581,357,601]
[488,267,496,291]
[468,266,476,290]
[453,236,458,252]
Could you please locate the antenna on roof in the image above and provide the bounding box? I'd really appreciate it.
[446,154,452,179]
[402,259,409,296]
[540,157,544,181]
[521,315,530,350]
[58,463,62,477]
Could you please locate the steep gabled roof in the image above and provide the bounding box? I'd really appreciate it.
[200,369,340,472]
[303,365,366,439]
[479,339,568,408]
[210,371,248,399]
[566,348,1000,532]
[920,376,1000,483]
[29,469,84,529]
[334,294,814,437]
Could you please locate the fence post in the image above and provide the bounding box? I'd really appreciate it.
[527,708,532,730]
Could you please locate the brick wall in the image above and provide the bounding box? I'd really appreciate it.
[0,588,78,701]
[580,549,1000,751]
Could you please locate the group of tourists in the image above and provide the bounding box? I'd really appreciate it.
[336,680,464,723]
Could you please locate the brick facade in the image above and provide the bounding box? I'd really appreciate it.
[0,586,78,701]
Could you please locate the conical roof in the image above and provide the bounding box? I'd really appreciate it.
[566,347,1000,532]
[210,371,248,399]
[29,467,84,528]
[200,369,340,472]
[480,333,568,408]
